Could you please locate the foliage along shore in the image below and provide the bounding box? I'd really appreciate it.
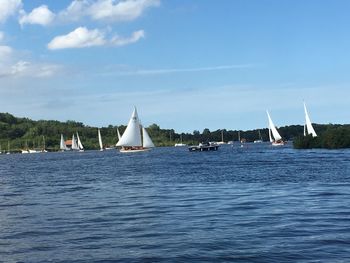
[0,112,349,152]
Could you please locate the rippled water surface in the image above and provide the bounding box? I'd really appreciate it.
[1,144,350,262]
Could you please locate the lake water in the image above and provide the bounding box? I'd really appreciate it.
[1,144,350,262]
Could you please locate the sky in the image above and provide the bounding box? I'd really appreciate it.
[0,0,349,133]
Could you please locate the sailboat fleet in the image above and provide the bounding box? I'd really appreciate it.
[1,103,319,154]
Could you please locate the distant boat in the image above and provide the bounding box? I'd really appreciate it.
[254,130,263,143]
[217,130,226,145]
[116,107,155,153]
[175,134,187,147]
[6,141,10,154]
[60,134,69,151]
[266,110,285,146]
[238,131,244,147]
[98,128,103,151]
[303,102,317,137]
[76,132,84,152]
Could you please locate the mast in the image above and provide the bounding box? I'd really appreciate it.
[221,130,224,142]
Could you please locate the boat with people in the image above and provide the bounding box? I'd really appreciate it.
[266,110,286,146]
[116,107,155,153]
[188,142,219,152]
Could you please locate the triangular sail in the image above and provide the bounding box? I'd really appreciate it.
[116,107,142,147]
[266,110,282,141]
[304,102,317,137]
[268,128,273,142]
[76,132,84,150]
[98,129,103,150]
[71,134,79,150]
[142,126,155,148]
[60,134,68,150]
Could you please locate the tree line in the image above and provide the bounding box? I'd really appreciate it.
[0,112,349,151]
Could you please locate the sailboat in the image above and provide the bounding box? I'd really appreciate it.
[238,130,244,147]
[60,134,69,151]
[254,130,263,143]
[98,129,104,151]
[266,110,285,146]
[174,134,187,147]
[6,141,10,154]
[116,107,155,153]
[217,130,226,145]
[76,132,84,152]
[303,102,317,137]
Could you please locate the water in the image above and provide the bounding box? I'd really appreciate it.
[1,144,350,262]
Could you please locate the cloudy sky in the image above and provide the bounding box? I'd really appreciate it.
[0,0,349,132]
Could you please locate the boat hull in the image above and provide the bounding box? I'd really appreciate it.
[120,147,151,153]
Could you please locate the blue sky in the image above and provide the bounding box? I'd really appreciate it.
[0,0,349,132]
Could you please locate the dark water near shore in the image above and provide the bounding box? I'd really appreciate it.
[1,144,350,262]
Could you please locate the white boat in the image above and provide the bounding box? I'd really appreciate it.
[266,110,285,146]
[71,134,79,151]
[76,132,84,152]
[116,107,155,153]
[174,134,187,147]
[60,134,69,151]
[303,102,317,137]
[98,128,103,151]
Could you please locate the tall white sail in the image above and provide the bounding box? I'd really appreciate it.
[71,134,79,150]
[116,107,142,147]
[304,102,317,137]
[98,129,103,150]
[266,110,282,141]
[142,127,155,148]
[268,128,273,142]
[60,134,68,150]
[76,132,84,150]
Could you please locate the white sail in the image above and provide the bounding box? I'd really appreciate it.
[266,110,282,141]
[71,134,79,150]
[268,128,273,142]
[76,132,84,150]
[98,129,103,150]
[60,134,68,150]
[304,102,317,137]
[142,126,155,148]
[116,107,142,147]
[117,128,121,140]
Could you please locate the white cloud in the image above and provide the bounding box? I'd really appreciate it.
[110,29,144,46]
[48,27,144,50]
[88,0,160,22]
[19,5,55,26]
[10,60,29,75]
[0,32,4,42]
[0,0,22,23]
[58,0,90,22]
[0,45,13,59]
[47,27,106,50]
